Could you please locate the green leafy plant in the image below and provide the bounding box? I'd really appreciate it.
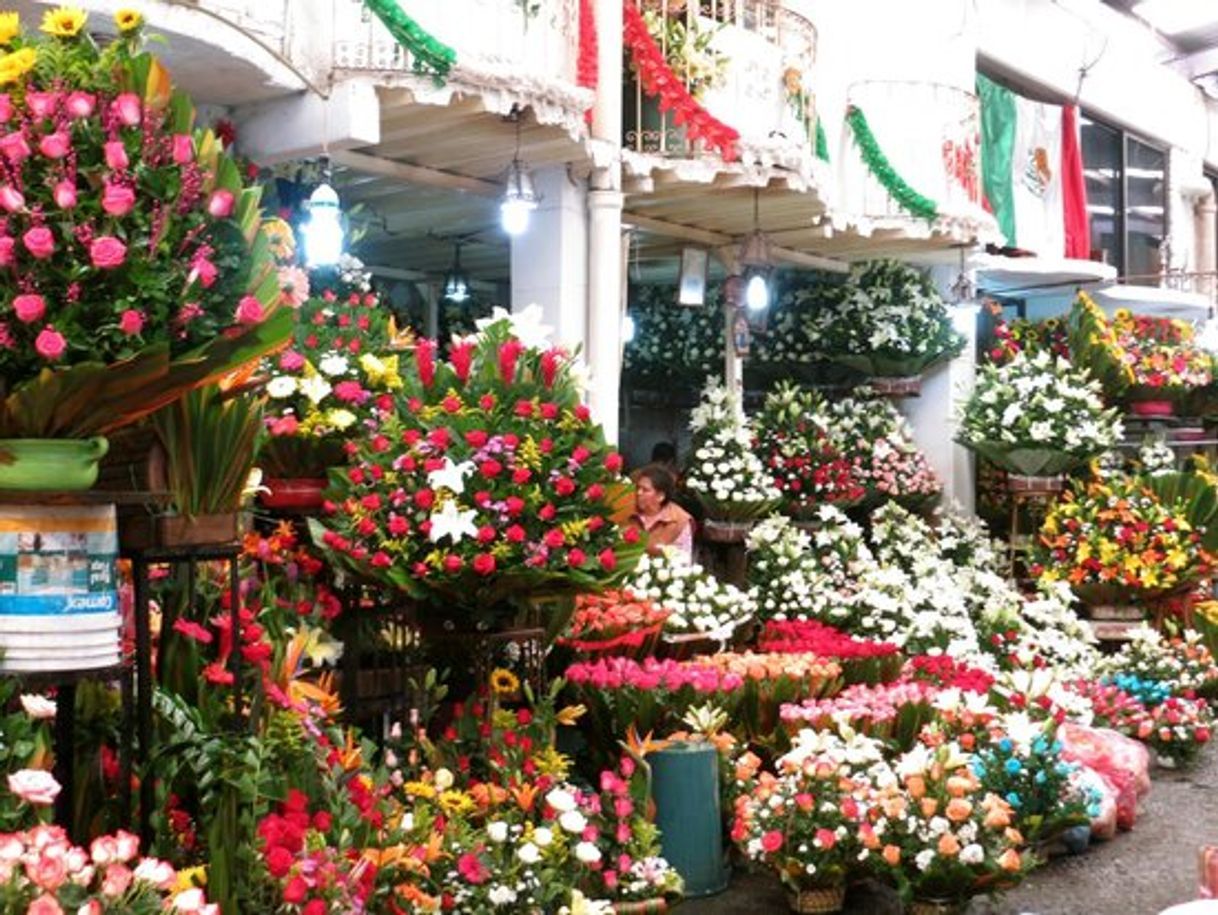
[152,383,265,518]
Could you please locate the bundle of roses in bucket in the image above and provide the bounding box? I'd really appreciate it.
[557,589,670,658]
[959,350,1123,478]
[316,307,643,627]
[805,259,964,381]
[758,619,902,685]
[0,7,288,441]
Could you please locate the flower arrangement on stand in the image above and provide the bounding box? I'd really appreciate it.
[1032,474,1214,610]
[1100,626,1218,701]
[745,515,825,623]
[622,287,723,390]
[0,7,290,488]
[805,261,965,392]
[260,255,408,501]
[684,379,780,540]
[1108,309,1212,416]
[317,307,642,633]
[959,350,1123,486]
[755,384,865,518]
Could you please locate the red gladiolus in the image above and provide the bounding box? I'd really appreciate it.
[415,338,436,387]
[450,339,475,382]
[172,618,213,644]
[498,338,524,383]
[540,347,563,387]
[202,662,234,686]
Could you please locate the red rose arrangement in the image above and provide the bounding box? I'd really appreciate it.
[558,589,670,657]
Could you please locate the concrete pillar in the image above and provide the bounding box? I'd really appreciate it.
[1196,191,1217,306]
[587,188,625,443]
[898,264,980,514]
[510,166,589,351]
[424,282,439,340]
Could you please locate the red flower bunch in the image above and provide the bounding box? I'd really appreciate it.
[257,790,376,914]
[759,620,898,659]
[559,589,670,656]
[622,2,739,161]
[243,523,344,624]
[1110,309,1212,391]
[905,655,996,694]
[317,314,642,614]
[1069,679,1212,763]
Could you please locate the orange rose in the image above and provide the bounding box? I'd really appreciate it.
[945,798,973,822]
[905,775,926,799]
[1004,827,1024,846]
[882,796,907,819]
[983,807,1010,830]
[959,732,976,750]
[946,776,972,799]
[920,798,939,818]
[882,845,901,866]
[938,833,961,857]
[998,848,1022,871]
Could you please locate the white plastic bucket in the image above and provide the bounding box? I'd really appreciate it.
[0,505,121,672]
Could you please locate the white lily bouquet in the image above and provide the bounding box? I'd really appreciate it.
[959,350,1123,476]
[684,380,781,521]
[806,260,965,378]
[628,547,757,640]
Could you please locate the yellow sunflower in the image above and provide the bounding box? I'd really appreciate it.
[114,8,142,32]
[437,789,475,816]
[260,216,296,262]
[0,13,19,46]
[489,667,520,697]
[40,6,86,37]
[0,46,36,86]
[403,780,436,800]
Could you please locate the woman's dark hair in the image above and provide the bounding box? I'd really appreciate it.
[635,464,676,505]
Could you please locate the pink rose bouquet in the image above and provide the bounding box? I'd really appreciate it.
[0,9,288,439]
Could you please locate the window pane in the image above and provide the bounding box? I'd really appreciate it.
[1125,137,1166,283]
[1081,118,1121,270]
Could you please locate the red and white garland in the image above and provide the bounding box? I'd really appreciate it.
[622,1,740,162]
[578,0,598,123]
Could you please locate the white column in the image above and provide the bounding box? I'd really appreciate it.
[587,189,625,443]
[424,282,439,340]
[510,166,589,351]
[583,0,626,443]
[898,263,979,514]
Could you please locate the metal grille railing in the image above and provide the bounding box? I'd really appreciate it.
[624,0,818,158]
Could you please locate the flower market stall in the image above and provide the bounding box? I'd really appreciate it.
[0,7,1215,915]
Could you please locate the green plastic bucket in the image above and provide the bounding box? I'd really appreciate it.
[649,742,730,897]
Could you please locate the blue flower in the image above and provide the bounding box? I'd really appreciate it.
[1006,791,1022,808]
[1034,770,1047,784]
[1004,758,1023,775]
[999,738,1013,754]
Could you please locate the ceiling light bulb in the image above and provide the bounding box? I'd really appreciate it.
[501,198,532,236]
[745,273,769,312]
[303,181,344,268]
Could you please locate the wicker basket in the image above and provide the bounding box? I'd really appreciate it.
[787,884,846,914]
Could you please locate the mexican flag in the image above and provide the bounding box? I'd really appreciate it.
[977,74,1090,259]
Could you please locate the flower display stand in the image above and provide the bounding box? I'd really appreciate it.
[866,375,922,398]
[1006,473,1065,496]
[787,884,846,913]
[701,519,754,544]
[1084,603,1144,645]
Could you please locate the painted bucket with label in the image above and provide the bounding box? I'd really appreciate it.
[0,505,121,672]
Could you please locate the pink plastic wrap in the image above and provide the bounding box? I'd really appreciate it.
[1058,723,1151,830]
[1070,765,1117,840]
[1200,845,1218,898]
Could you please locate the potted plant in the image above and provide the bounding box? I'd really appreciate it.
[140,381,263,547]
[959,350,1123,492]
[0,8,289,491]
[683,379,780,542]
[805,261,965,394]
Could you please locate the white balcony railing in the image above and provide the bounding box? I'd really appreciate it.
[624,0,818,163]
[332,0,581,89]
[841,80,983,223]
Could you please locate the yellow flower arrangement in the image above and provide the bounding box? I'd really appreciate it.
[0,12,19,45]
[40,5,86,37]
[437,789,476,816]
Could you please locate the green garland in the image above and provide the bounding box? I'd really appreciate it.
[846,105,938,221]
[815,118,829,163]
[363,0,457,82]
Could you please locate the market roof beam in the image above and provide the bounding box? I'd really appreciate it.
[331,150,501,199]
